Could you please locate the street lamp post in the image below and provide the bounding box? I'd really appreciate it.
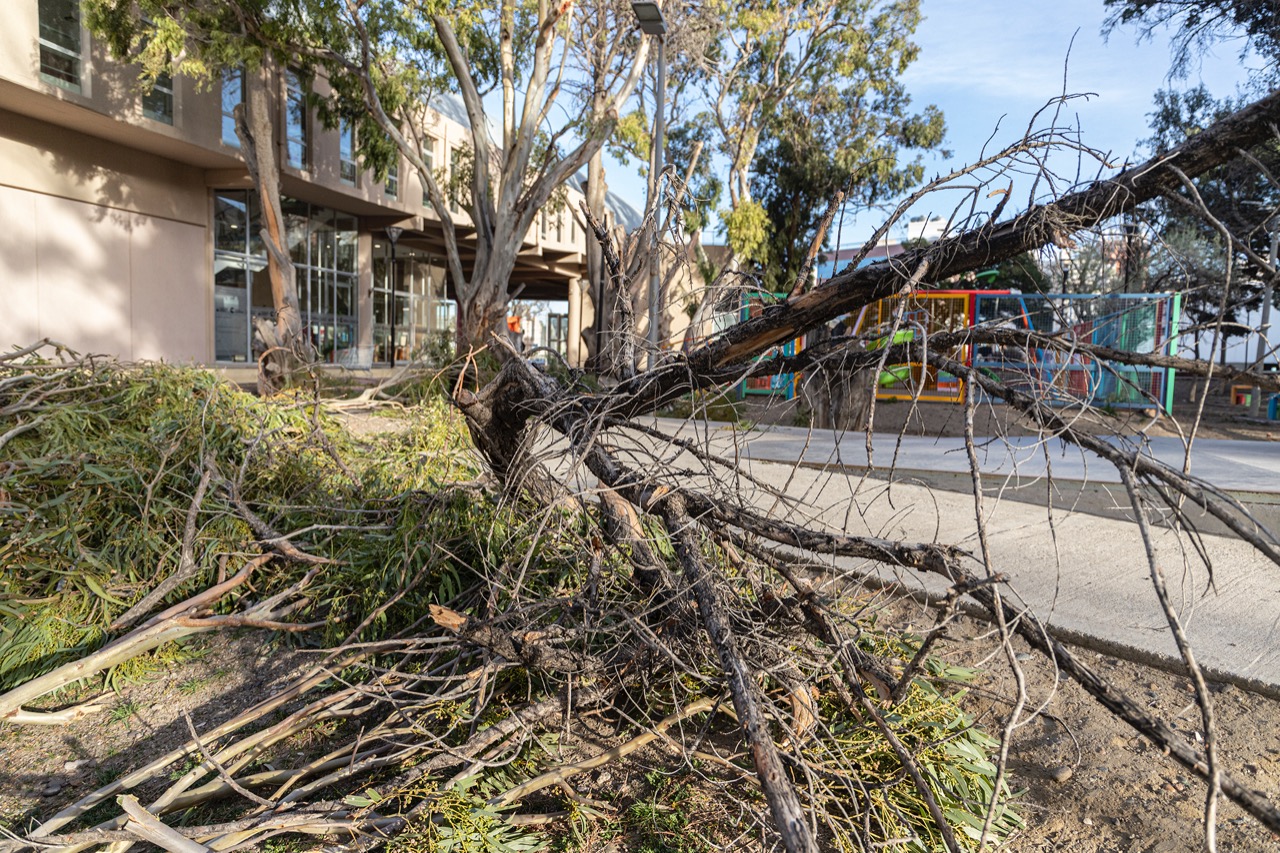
[385,226,404,369]
[632,1,666,370]
[1250,221,1279,418]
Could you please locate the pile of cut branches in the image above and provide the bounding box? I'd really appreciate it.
[0,344,1017,852]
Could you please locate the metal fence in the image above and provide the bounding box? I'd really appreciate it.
[844,291,981,403]
[971,292,1181,413]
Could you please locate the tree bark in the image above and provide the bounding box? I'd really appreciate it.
[235,62,305,394]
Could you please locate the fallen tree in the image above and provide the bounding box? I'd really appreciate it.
[3,87,1280,853]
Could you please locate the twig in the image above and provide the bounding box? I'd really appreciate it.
[489,696,719,808]
[181,713,275,808]
[118,795,212,853]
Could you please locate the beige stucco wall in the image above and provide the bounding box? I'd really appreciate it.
[0,184,206,362]
[0,108,209,226]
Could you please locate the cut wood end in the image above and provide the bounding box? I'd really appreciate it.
[430,604,468,633]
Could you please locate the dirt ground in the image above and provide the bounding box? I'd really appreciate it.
[5,400,1280,851]
[5,605,1279,851]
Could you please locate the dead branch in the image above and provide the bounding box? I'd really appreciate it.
[658,493,818,853]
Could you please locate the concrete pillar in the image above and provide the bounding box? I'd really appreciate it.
[567,277,585,368]
[356,231,374,368]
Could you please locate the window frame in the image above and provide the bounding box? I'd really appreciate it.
[221,68,243,147]
[38,0,83,92]
[339,119,357,184]
[142,70,175,124]
[284,68,310,170]
[385,160,399,199]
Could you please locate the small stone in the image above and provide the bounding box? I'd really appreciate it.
[1050,765,1074,783]
[41,779,63,797]
[1246,762,1261,774]
[1147,682,1160,690]
[1083,816,1094,826]
[63,759,89,774]
[1109,736,1128,749]
[1015,652,1031,662]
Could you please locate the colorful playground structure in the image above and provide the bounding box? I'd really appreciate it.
[740,288,1183,413]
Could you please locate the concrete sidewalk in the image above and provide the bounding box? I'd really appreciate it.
[635,418,1280,696]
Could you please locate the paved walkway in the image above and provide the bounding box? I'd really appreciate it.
[635,418,1280,695]
[651,418,1280,493]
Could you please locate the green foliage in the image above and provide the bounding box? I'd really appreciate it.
[749,0,946,291]
[1138,84,1277,338]
[387,776,547,853]
[622,775,704,853]
[0,358,481,690]
[721,200,770,264]
[1103,0,1280,79]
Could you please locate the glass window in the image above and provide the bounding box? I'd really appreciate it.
[339,120,356,183]
[213,262,249,362]
[285,69,308,168]
[214,192,355,364]
[142,71,174,124]
[385,161,399,199]
[214,193,248,253]
[221,69,242,146]
[38,0,82,91]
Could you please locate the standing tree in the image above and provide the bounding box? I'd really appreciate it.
[262,0,653,353]
[700,0,939,271]
[84,1,309,393]
[1137,85,1280,363]
[752,71,945,293]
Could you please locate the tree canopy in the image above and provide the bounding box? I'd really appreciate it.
[1104,0,1280,79]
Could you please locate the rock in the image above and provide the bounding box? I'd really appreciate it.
[1015,652,1031,662]
[41,779,63,797]
[63,759,89,774]
[1050,765,1074,783]
[1083,816,1094,826]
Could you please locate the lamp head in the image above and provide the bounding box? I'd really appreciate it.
[631,1,666,35]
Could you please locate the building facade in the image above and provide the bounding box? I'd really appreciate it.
[1,0,591,376]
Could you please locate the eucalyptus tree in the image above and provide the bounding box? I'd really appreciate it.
[698,0,941,271]
[571,0,721,370]
[284,0,653,353]
[83,0,312,390]
[752,58,945,292]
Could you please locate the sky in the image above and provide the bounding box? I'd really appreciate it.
[605,0,1267,248]
[865,0,1266,244]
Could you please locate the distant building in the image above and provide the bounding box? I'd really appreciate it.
[1,0,593,374]
[812,242,907,282]
[904,216,947,244]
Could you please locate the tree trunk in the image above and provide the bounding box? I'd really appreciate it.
[236,62,306,395]
[584,147,608,370]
